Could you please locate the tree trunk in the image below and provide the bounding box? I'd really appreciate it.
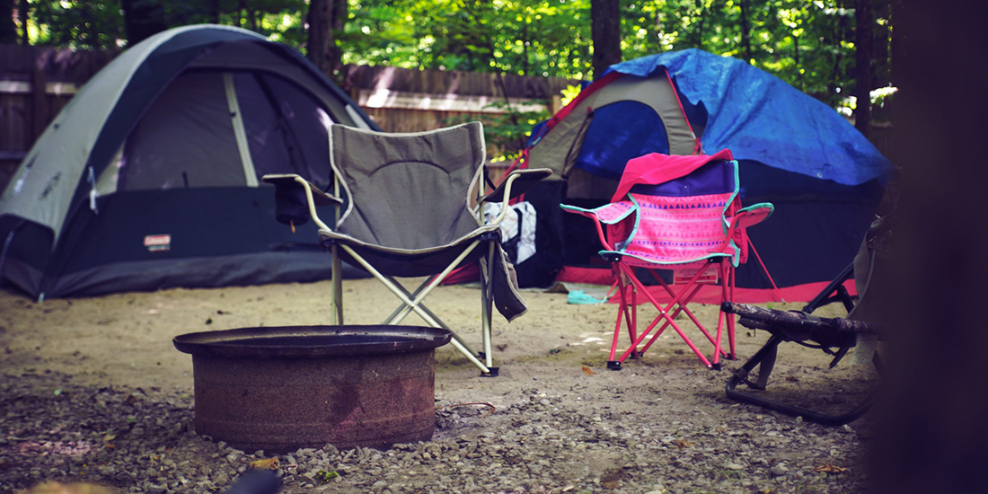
[235,0,246,27]
[794,31,802,91]
[17,0,28,45]
[1,0,18,43]
[522,22,529,75]
[871,2,988,492]
[855,0,873,137]
[307,0,347,81]
[829,0,848,109]
[121,0,168,45]
[695,0,705,49]
[208,0,221,24]
[591,0,622,79]
[739,0,751,63]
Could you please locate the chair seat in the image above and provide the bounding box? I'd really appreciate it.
[600,249,733,268]
[319,227,496,278]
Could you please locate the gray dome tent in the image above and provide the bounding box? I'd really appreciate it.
[0,25,378,299]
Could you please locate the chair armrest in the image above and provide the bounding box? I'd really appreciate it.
[261,174,342,205]
[480,168,552,204]
[261,174,339,231]
[728,202,774,233]
[560,203,623,252]
[480,169,551,229]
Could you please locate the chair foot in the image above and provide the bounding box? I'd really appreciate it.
[481,367,499,377]
[607,361,622,371]
[628,351,644,360]
[711,362,722,371]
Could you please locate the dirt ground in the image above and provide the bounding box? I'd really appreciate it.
[0,278,879,493]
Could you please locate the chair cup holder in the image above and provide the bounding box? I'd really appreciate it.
[274,185,312,227]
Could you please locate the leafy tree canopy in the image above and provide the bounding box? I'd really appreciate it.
[16,0,892,113]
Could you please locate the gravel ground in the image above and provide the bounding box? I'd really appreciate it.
[1,366,872,494]
[0,280,877,494]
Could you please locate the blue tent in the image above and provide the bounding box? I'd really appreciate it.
[519,49,892,298]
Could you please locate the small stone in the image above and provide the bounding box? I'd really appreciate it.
[213,471,230,486]
[770,464,788,477]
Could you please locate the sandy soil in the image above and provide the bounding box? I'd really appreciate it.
[0,278,879,493]
[0,278,864,388]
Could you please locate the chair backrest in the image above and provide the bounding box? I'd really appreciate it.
[611,157,741,266]
[329,122,487,250]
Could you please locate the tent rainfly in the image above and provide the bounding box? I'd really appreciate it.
[512,49,893,301]
[0,24,379,299]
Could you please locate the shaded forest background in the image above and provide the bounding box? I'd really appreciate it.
[0,0,894,146]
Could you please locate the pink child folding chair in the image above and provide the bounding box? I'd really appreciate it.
[562,150,773,370]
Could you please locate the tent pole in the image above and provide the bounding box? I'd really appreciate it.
[223,72,259,187]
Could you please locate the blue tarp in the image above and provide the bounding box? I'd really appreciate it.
[602,49,892,186]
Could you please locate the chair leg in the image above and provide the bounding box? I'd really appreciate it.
[480,243,497,376]
[712,262,728,369]
[381,276,485,361]
[338,242,493,375]
[647,268,709,335]
[330,244,344,326]
[629,284,640,358]
[727,264,738,360]
[725,334,878,425]
[609,275,630,370]
[727,334,783,391]
[641,266,727,359]
[640,283,705,355]
[617,264,713,368]
[383,274,436,325]
[610,284,625,363]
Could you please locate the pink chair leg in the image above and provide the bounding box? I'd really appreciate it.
[617,264,713,368]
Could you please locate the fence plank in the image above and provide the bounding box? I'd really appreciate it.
[0,94,29,152]
[30,59,48,141]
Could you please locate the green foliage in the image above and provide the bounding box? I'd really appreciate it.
[344,0,592,77]
[31,0,124,49]
[25,0,306,49]
[560,84,582,106]
[21,0,894,115]
[445,99,551,161]
[314,470,340,484]
[341,0,891,113]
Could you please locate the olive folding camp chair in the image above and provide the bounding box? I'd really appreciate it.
[720,214,889,425]
[263,122,550,376]
[562,150,774,370]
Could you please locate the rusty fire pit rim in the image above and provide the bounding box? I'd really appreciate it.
[172,324,452,359]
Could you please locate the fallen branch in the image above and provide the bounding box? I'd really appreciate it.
[436,402,497,418]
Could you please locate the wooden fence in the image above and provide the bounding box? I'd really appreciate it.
[0,43,895,193]
[0,45,118,188]
[0,43,578,191]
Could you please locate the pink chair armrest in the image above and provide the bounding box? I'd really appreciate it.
[561,201,636,252]
[730,203,774,231]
